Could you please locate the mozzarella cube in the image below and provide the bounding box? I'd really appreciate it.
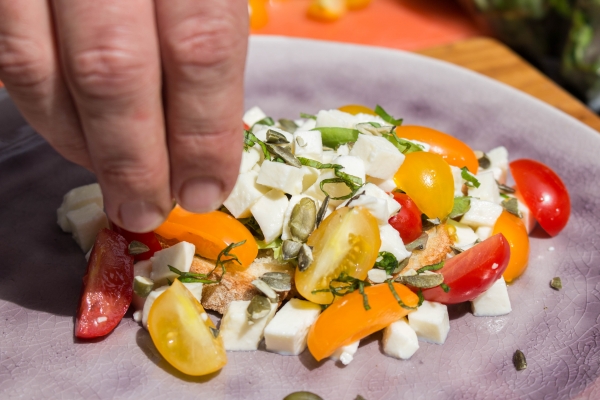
[468,170,500,204]
[460,198,503,228]
[368,268,388,284]
[331,341,360,365]
[66,203,109,252]
[224,171,269,218]
[349,135,405,180]
[471,276,512,316]
[367,176,397,193]
[450,166,465,197]
[363,183,400,218]
[57,183,104,232]
[301,166,320,192]
[315,109,357,129]
[340,194,389,224]
[303,155,366,205]
[447,219,479,250]
[293,130,323,161]
[243,106,267,127]
[382,318,419,360]
[142,286,168,329]
[408,300,450,344]
[132,259,154,311]
[150,241,195,286]
[486,146,508,184]
[321,150,336,163]
[475,226,493,241]
[257,160,306,195]
[264,298,321,355]
[183,282,203,303]
[251,189,289,244]
[516,197,537,233]
[220,300,277,351]
[336,144,350,156]
[379,224,411,262]
[297,118,317,131]
[239,146,263,173]
[281,195,319,240]
[254,126,294,144]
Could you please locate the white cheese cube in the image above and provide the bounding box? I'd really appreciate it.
[150,241,195,286]
[447,219,479,250]
[352,112,387,126]
[281,195,319,240]
[66,203,109,252]
[486,146,508,184]
[293,130,323,161]
[264,298,321,355]
[239,146,263,173]
[297,118,317,131]
[57,183,104,232]
[379,224,411,262]
[253,126,294,144]
[382,318,419,360]
[460,198,503,228]
[257,160,306,195]
[132,259,154,311]
[330,341,360,365]
[408,300,450,344]
[315,109,357,129]
[251,189,289,244]
[450,166,465,197]
[142,286,168,329]
[336,144,350,156]
[516,198,537,233]
[220,300,277,351]
[243,106,267,127]
[349,135,405,180]
[366,176,397,193]
[468,170,500,204]
[321,150,336,163]
[303,155,366,205]
[475,226,493,241]
[363,183,400,218]
[471,276,512,316]
[340,194,389,224]
[367,268,388,284]
[223,171,269,218]
[301,166,320,192]
[182,282,203,303]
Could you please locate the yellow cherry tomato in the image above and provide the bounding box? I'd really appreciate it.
[393,152,454,220]
[295,207,381,304]
[307,282,419,361]
[148,280,227,376]
[154,206,257,268]
[337,104,376,115]
[346,0,372,10]
[307,0,347,21]
[492,211,530,283]
[248,0,269,29]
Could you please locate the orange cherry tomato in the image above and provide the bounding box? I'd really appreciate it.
[154,206,258,268]
[337,104,376,115]
[394,126,479,173]
[346,0,372,10]
[393,152,454,220]
[492,211,530,283]
[307,0,347,22]
[248,0,269,29]
[307,282,419,361]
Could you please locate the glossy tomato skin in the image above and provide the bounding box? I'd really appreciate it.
[111,223,162,261]
[510,159,570,236]
[492,211,530,283]
[388,192,423,244]
[422,233,510,304]
[337,104,376,115]
[75,228,134,339]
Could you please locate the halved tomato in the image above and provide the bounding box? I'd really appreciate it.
[492,211,530,283]
[337,104,376,115]
[388,192,423,244]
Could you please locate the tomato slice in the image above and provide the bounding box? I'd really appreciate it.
[110,223,162,261]
[337,104,376,115]
[154,206,258,268]
[509,159,570,236]
[75,228,134,339]
[421,233,510,304]
[388,192,423,244]
[148,280,227,376]
[307,282,419,361]
[394,126,479,173]
[492,211,530,283]
[296,207,381,304]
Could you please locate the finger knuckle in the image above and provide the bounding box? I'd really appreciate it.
[96,156,161,193]
[0,33,52,91]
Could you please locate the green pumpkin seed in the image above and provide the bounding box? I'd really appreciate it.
[297,244,314,272]
[251,279,278,303]
[282,240,303,260]
[246,295,271,321]
[133,276,154,298]
[260,272,292,292]
[283,392,323,400]
[266,129,290,144]
[289,198,317,242]
[395,273,444,288]
[266,144,301,168]
[513,350,527,371]
[128,240,150,255]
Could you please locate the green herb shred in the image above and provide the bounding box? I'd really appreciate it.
[416,260,445,274]
[461,167,481,188]
[298,157,364,200]
[374,104,404,126]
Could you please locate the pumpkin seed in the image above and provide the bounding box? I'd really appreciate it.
[133,276,154,298]
[251,279,278,303]
[289,197,317,242]
[260,272,292,292]
[278,119,298,133]
[295,136,307,147]
[266,144,301,168]
[405,232,429,252]
[395,273,444,288]
[128,240,150,255]
[282,240,303,260]
[477,153,491,169]
[209,327,220,338]
[513,350,527,371]
[315,195,330,228]
[497,181,516,194]
[246,295,271,321]
[266,129,290,144]
[283,392,323,400]
[501,197,522,218]
[550,277,562,290]
[297,244,314,272]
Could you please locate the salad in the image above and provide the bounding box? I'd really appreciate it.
[58,104,570,377]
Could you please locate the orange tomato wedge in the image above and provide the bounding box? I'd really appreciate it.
[492,211,530,283]
[346,0,372,10]
[307,282,419,361]
[154,206,257,268]
[248,0,269,29]
[395,125,479,173]
[337,104,376,115]
[307,0,347,21]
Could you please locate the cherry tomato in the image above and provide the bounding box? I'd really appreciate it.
[307,282,419,361]
[75,228,134,339]
[154,206,257,268]
[492,211,530,283]
[337,104,376,115]
[393,152,454,220]
[346,0,372,10]
[394,126,479,173]
[111,223,162,261]
[296,207,381,304]
[148,280,227,376]
[388,192,423,243]
[307,0,347,22]
[509,159,570,236]
[248,0,268,29]
[421,233,510,304]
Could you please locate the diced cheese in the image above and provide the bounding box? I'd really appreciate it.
[242,106,267,127]
[223,170,269,218]
[367,268,388,284]
[301,166,320,192]
[349,135,405,180]
[303,155,366,205]
[460,198,503,228]
[66,203,109,252]
[336,144,350,156]
[330,341,360,365]
[366,176,397,193]
[450,166,465,197]
[515,196,537,233]
[132,259,154,311]
[408,300,450,344]
[182,282,203,303]
[471,276,512,316]
[281,195,319,240]
[363,183,400,218]
[468,170,500,204]
[447,219,479,250]
[257,160,306,195]
[475,226,493,241]
[251,189,289,244]
[321,150,336,163]
[220,300,277,351]
[254,126,294,144]
[315,109,357,129]
[293,130,323,161]
[150,241,195,286]
[379,224,411,262]
[264,298,321,355]
[141,286,168,329]
[239,146,263,173]
[486,146,508,184]
[297,118,316,131]
[57,183,104,232]
[382,318,419,360]
[340,194,388,224]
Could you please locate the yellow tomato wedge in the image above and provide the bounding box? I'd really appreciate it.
[346,0,372,10]
[492,211,530,283]
[148,280,227,376]
[154,206,257,268]
[337,104,376,115]
[307,0,347,21]
[295,207,380,304]
[307,282,419,361]
[393,152,454,220]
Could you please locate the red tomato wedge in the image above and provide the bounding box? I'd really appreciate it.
[75,228,134,339]
[422,233,510,304]
[388,192,423,244]
[111,223,162,261]
[509,159,570,236]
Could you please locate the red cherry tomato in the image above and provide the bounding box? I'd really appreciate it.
[509,159,570,236]
[75,229,134,339]
[111,223,162,261]
[421,233,510,304]
[388,192,423,244]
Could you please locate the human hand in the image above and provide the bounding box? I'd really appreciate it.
[0,0,248,232]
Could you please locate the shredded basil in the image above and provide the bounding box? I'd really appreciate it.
[386,279,417,310]
[298,157,364,200]
[300,112,317,120]
[440,283,450,293]
[381,132,423,154]
[253,116,275,127]
[311,127,359,149]
[417,289,424,307]
[312,272,372,311]
[416,260,445,274]
[374,105,404,126]
[244,130,270,160]
[373,251,399,275]
[461,167,480,188]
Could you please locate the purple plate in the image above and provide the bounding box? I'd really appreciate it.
[1,36,599,399]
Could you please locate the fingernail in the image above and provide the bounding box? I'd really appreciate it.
[119,201,165,233]
[179,177,223,213]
